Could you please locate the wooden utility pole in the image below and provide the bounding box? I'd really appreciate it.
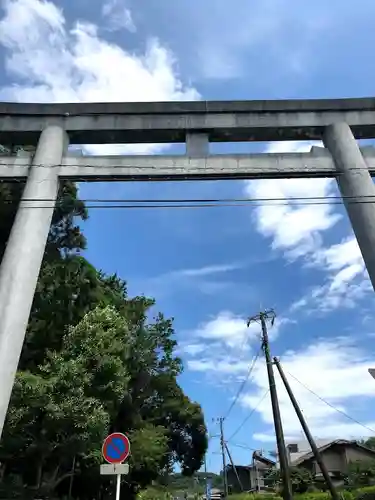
[219,417,229,499]
[273,357,340,500]
[247,310,293,500]
[225,443,243,492]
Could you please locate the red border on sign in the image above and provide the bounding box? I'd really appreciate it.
[102,432,130,464]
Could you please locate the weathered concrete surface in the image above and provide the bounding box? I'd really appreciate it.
[1,149,375,181]
[324,122,375,291]
[0,125,68,438]
[186,133,209,157]
[1,97,375,144]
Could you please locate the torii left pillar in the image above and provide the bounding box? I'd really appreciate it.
[0,125,68,437]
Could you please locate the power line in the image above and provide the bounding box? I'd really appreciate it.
[5,197,375,210]
[285,369,375,435]
[227,389,270,442]
[4,193,375,204]
[223,348,261,420]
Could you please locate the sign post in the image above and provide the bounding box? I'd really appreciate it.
[101,433,131,500]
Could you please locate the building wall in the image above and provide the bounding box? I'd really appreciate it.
[314,448,346,474]
[227,465,269,492]
[305,445,375,475]
[227,468,252,492]
[345,446,375,465]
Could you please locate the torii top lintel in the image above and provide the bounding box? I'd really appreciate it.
[0,96,375,145]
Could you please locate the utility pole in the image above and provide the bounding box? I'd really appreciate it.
[225,443,243,492]
[273,357,340,500]
[219,417,229,499]
[247,310,293,500]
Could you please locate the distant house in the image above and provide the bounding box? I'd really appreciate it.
[226,451,275,493]
[279,439,375,486]
[226,439,375,493]
[292,440,375,483]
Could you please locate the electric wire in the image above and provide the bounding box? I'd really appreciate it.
[3,195,375,210]
[285,369,375,435]
[227,389,270,443]
[3,194,375,203]
[223,347,262,420]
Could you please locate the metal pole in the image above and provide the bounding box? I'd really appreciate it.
[68,455,76,500]
[219,418,228,498]
[254,454,260,492]
[273,357,340,500]
[258,311,293,500]
[116,473,121,500]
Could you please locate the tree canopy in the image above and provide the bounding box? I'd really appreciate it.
[0,171,207,499]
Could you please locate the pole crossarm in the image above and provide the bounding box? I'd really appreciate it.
[1,97,375,144]
[1,147,375,181]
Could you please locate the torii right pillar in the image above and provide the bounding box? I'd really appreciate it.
[324,122,375,291]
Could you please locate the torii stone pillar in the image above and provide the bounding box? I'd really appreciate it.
[0,125,68,437]
[324,122,375,291]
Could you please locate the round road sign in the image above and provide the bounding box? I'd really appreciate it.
[102,432,130,464]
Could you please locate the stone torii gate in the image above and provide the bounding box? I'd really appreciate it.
[1,97,375,437]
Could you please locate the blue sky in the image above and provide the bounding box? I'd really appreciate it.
[1,0,375,473]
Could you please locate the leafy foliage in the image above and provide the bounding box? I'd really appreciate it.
[346,460,375,488]
[362,439,375,451]
[267,466,314,494]
[0,176,208,499]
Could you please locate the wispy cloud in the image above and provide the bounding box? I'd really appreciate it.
[185,329,375,441]
[183,311,291,390]
[290,237,372,314]
[0,0,199,155]
[245,141,340,261]
[102,0,136,33]
[245,141,372,315]
[134,262,251,300]
[241,337,375,442]
[167,263,243,279]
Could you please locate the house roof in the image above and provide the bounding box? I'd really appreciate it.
[226,452,275,472]
[252,451,275,466]
[292,440,375,466]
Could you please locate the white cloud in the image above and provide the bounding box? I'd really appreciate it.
[291,237,371,313]
[185,312,290,380]
[176,343,205,357]
[240,337,375,442]
[185,324,375,441]
[191,311,260,348]
[137,263,246,301]
[246,141,373,313]
[102,0,136,33]
[188,357,252,375]
[245,141,341,260]
[176,264,242,278]
[0,0,199,154]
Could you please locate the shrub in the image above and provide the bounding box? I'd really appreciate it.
[353,485,375,500]
[295,492,331,500]
[295,490,355,500]
[229,495,282,500]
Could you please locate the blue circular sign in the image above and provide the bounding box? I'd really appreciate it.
[102,433,130,464]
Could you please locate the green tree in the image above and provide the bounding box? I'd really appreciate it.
[346,460,375,488]
[1,305,130,496]
[363,438,375,451]
[0,159,208,498]
[267,466,314,494]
